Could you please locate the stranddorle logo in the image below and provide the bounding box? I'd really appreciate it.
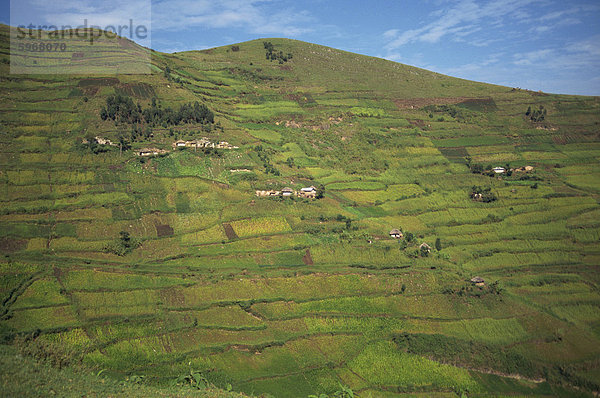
[9,0,151,75]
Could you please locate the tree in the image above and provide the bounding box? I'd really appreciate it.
[471,186,497,203]
[398,239,407,250]
[470,163,483,174]
[104,231,140,256]
[119,231,132,248]
[263,41,292,63]
[527,105,547,122]
[316,184,325,199]
[333,385,354,398]
[435,238,442,251]
[118,134,131,153]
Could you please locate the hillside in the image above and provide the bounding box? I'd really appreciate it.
[1,24,600,397]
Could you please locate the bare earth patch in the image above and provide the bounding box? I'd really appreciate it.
[222,223,239,240]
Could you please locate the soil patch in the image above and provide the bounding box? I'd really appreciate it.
[0,238,27,253]
[116,83,155,99]
[302,249,314,265]
[78,77,120,87]
[407,119,426,128]
[222,223,239,240]
[155,224,174,238]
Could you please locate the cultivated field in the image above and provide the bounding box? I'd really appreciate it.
[0,25,599,397]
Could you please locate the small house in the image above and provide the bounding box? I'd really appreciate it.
[299,186,317,199]
[281,187,294,197]
[419,243,431,253]
[492,167,506,174]
[138,148,167,157]
[173,140,186,148]
[389,229,403,239]
[470,276,485,286]
[95,136,116,146]
[197,138,211,147]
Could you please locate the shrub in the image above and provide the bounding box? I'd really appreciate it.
[104,231,141,256]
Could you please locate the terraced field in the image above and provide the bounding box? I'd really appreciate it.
[1,24,599,397]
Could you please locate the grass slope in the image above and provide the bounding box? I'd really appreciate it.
[0,24,599,397]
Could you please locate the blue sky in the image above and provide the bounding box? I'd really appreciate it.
[2,0,599,95]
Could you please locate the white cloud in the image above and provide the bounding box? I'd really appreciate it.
[11,0,151,29]
[383,29,399,39]
[383,0,542,49]
[513,49,554,66]
[151,0,313,36]
[539,6,583,21]
[530,17,581,34]
[512,35,600,69]
[10,0,152,45]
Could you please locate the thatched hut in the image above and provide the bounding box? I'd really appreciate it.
[389,229,403,238]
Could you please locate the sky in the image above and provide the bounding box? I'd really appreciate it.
[2,0,599,95]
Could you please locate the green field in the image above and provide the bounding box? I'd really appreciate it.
[0,24,599,397]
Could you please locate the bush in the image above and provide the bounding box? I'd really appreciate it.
[263,41,292,63]
[471,186,497,202]
[104,231,141,256]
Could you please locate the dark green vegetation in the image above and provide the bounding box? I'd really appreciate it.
[1,24,600,397]
[100,95,214,127]
[0,344,247,397]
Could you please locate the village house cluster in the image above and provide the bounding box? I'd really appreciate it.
[172,139,238,150]
[256,186,318,199]
[138,148,169,157]
[82,136,239,156]
[493,165,534,174]
[387,229,432,254]
[82,136,117,146]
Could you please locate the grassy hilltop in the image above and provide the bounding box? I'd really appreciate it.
[1,24,600,397]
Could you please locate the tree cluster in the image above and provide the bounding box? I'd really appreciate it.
[263,41,292,64]
[471,186,498,203]
[526,105,546,122]
[163,66,184,83]
[143,98,214,126]
[104,231,141,256]
[100,95,214,128]
[254,145,280,176]
[424,104,479,123]
[100,94,142,124]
